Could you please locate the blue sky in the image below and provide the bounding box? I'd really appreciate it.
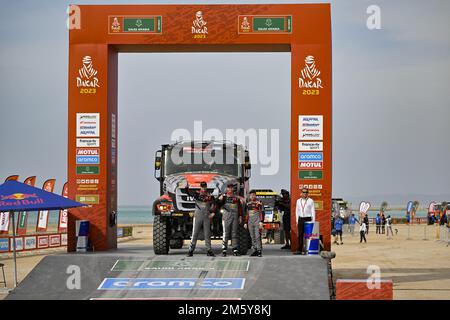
[0,0,449,206]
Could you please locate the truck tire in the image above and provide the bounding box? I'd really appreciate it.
[238,224,249,255]
[170,238,184,249]
[153,215,170,254]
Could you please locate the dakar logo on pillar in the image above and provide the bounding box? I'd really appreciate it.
[77,56,100,89]
[192,11,208,38]
[299,55,323,89]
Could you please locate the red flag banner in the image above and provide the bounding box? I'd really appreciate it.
[17,176,37,235]
[36,179,56,232]
[57,182,69,233]
[0,175,19,235]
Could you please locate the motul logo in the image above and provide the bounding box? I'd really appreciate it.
[77,148,100,156]
[299,161,323,169]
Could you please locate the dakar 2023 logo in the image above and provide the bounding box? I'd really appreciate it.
[298,56,323,89]
[77,56,100,88]
[192,11,208,38]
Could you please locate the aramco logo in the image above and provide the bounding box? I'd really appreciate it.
[299,55,323,89]
[77,56,100,88]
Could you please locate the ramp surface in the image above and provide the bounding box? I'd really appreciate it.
[6,245,330,300]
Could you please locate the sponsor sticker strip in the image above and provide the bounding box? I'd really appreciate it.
[98,278,246,290]
[238,15,292,34]
[109,16,162,34]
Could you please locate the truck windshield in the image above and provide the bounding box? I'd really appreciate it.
[164,146,243,177]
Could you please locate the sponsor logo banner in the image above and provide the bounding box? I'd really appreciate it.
[76,195,100,205]
[61,233,68,246]
[49,235,61,247]
[25,236,37,250]
[98,278,246,290]
[0,212,9,233]
[238,15,292,34]
[76,148,100,156]
[299,184,323,190]
[37,235,49,248]
[298,152,323,162]
[76,156,100,164]
[10,237,24,251]
[299,170,323,180]
[77,138,100,148]
[76,166,100,175]
[0,238,9,252]
[76,178,99,191]
[299,161,323,169]
[76,113,100,137]
[144,260,250,271]
[299,115,323,140]
[109,16,162,34]
[315,201,324,210]
[299,141,323,151]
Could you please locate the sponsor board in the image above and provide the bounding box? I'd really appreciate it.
[98,278,246,290]
[76,156,100,164]
[76,194,100,205]
[37,235,49,248]
[299,115,323,140]
[299,141,323,151]
[109,16,162,34]
[76,113,99,137]
[61,233,68,245]
[76,148,100,156]
[10,237,24,251]
[299,170,323,180]
[49,235,61,247]
[299,161,323,169]
[77,138,100,148]
[298,152,323,162]
[238,15,292,34]
[25,236,37,250]
[0,238,9,252]
[76,166,100,175]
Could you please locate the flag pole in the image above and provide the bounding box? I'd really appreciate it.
[11,211,18,287]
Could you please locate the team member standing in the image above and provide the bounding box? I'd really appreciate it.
[244,190,264,257]
[375,213,382,234]
[359,220,367,243]
[276,189,291,249]
[294,188,315,255]
[218,183,245,256]
[333,215,344,245]
[186,181,216,257]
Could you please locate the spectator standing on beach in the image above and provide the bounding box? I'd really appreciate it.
[359,220,367,243]
[386,215,394,238]
[333,215,344,245]
[375,213,381,234]
[363,213,370,235]
[348,213,356,236]
[381,213,386,234]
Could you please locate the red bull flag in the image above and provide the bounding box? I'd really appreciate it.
[36,179,56,232]
[0,175,19,235]
[58,182,69,233]
[16,176,36,235]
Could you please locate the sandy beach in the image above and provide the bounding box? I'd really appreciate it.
[1,223,449,300]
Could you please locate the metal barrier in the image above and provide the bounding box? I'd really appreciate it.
[439,226,450,245]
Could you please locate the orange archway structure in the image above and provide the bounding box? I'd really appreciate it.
[67,4,332,252]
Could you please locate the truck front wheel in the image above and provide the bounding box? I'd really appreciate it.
[153,215,170,254]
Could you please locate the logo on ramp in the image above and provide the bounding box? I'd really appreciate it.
[98,278,245,290]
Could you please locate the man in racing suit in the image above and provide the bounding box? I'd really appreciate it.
[218,183,245,256]
[244,190,264,257]
[186,181,216,257]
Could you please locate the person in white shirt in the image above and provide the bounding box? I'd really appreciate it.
[294,188,315,255]
[359,221,367,243]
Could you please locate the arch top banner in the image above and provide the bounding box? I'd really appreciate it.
[67,4,332,252]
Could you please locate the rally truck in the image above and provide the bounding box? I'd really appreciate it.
[253,189,284,244]
[152,140,252,255]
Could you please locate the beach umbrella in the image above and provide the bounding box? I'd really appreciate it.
[0,180,86,287]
